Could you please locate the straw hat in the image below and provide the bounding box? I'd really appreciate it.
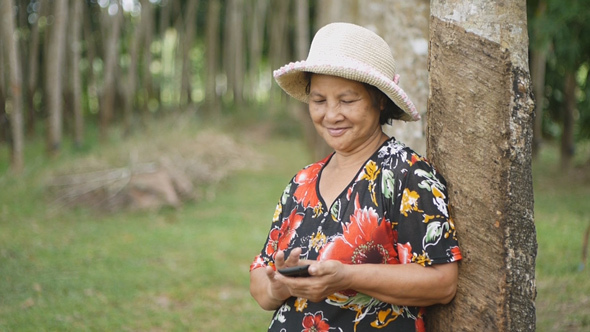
[273,22,420,122]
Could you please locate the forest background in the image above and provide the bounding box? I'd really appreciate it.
[1,0,589,331]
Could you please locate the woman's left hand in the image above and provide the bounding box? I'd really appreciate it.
[275,260,351,302]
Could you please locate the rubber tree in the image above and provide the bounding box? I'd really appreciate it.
[427,1,537,331]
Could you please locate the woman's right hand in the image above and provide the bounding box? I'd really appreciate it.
[265,248,303,301]
[250,248,304,310]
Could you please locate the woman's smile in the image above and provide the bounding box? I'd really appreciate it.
[327,127,348,137]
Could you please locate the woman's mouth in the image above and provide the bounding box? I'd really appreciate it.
[327,128,347,137]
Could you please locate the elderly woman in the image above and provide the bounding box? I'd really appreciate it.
[250,22,462,332]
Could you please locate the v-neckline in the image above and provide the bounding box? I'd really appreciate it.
[315,138,390,212]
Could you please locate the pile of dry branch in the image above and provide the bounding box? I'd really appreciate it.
[46,129,263,212]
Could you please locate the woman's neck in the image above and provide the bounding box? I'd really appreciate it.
[330,132,389,171]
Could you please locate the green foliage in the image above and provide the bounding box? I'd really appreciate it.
[528,0,590,141]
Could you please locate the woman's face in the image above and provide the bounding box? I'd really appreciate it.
[308,74,383,155]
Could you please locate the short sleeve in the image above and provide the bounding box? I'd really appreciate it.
[395,159,462,266]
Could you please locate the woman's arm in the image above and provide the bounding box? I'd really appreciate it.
[344,261,458,306]
[274,260,458,307]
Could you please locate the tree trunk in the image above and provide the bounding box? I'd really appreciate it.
[180,0,199,106]
[246,0,268,100]
[561,71,576,170]
[69,0,84,148]
[531,49,547,159]
[295,0,310,60]
[268,0,290,73]
[83,4,99,116]
[26,0,43,137]
[224,0,245,106]
[159,0,171,39]
[0,39,7,145]
[1,0,25,172]
[99,7,123,140]
[123,4,145,136]
[268,0,290,109]
[205,0,221,119]
[45,0,68,156]
[140,0,155,121]
[427,1,536,331]
[531,0,548,159]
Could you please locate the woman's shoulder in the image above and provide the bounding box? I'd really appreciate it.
[377,138,422,166]
[378,138,442,177]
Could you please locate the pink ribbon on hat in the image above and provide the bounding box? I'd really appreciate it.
[393,74,400,85]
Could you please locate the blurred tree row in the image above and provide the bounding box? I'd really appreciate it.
[1,0,316,173]
[1,0,589,174]
[528,0,590,168]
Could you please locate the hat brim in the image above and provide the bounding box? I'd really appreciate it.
[273,58,421,122]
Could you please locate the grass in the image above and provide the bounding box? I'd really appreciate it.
[0,117,309,331]
[0,118,589,331]
[533,143,590,332]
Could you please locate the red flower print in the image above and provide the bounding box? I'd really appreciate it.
[408,153,423,166]
[320,194,397,265]
[397,242,413,264]
[415,307,426,332]
[264,209,304,257]
[293,161,325,209]
[277,208,304,250]
[302,312,331,332]
[265,227,281,256]
[249,255,265,271]
[450,246,462,261]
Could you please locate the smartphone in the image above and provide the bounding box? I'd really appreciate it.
[277,264,311,277]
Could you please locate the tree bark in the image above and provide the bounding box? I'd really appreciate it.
[246,0,268,101]
[83,4,99,116]
[180,0,199,106]
[139,0,155,120]
[561,71,576,169]
[99,6,123,140]
[205,0,221,119]
[1,0,24,172]
[295,0,310,60]
[268,0,292,110]
[531,49,547,159]
[69,0,84,148]
[224,0,245,106]
[0,40,7,145]
[26,0,43,136]
[531,0,548,159]
[427,1,536,331]
[45,0,68,156]
[123,4,145,136]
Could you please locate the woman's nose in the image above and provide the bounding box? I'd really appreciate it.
[324,102,343,122]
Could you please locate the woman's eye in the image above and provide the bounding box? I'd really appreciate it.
[342,99,357,104]
[312,99,326,104]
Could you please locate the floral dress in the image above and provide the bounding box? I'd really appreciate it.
[250,138,462,332]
